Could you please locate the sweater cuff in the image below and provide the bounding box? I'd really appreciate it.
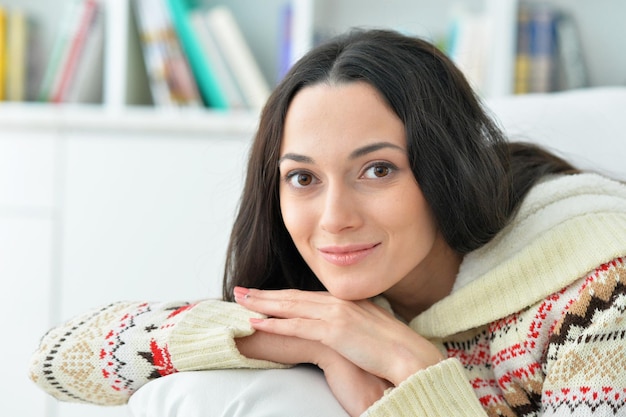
[363,358,486,417]
[168,300,288,371]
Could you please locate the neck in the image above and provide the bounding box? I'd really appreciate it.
[383,233,462,322]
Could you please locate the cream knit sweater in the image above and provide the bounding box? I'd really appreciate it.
[29,173,626,416]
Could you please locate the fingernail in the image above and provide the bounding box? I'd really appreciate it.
[234,286,250,301]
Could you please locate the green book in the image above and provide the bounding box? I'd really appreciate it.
[165,0,228,109]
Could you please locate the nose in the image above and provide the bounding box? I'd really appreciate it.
[319,182,362,234]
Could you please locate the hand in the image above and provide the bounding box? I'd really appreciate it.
[234,287,444,386]
[235,330,391,417]
[320,351,393,417]
[235,328,324,365]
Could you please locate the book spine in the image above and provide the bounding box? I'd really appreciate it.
[190,9,246,109]
[528,5,558,93]
[277,2,292,82]
[7,9,28,101]
[133,0,174,106]
[165,0,228,109]
[38,0,83,102]
[446,9,489,94]
[514,5,532,94]
[26,18,47,101]
[0,6,6,101]
[288,0,313,70]
[277,0,313,83]
[554,13,588,90]
[51,0,99,103]
[103,0,130,109]
[483,0,518,97]
[65,4,105,103]
[206,6,270,109]
[154,0,201,107]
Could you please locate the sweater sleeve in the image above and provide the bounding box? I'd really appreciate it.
[28,300,286,406]
[361,358,487,417]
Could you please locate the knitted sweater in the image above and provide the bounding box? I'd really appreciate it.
[29,173,626,416]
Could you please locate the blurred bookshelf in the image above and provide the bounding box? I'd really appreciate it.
[0,0,624,125]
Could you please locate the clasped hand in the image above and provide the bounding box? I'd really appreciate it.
[233,287,444,416]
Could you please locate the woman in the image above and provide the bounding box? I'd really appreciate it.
[30,29,626,416]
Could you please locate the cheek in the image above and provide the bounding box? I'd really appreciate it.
[389,186,438,244]
[279,193,313,245]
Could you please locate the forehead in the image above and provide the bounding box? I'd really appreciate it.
[281,82,405,153]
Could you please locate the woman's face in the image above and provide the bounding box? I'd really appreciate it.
[278,82,440,300]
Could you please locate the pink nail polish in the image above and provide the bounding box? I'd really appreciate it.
[234,287,250,302]
[234,286,249,296]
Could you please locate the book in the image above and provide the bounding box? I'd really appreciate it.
[38,0,85,102]
[554,13,588,90]
[188,8,246,109]
[25,17,46,101]
[277,0,314,82]
[446,8,489,94]
[51,0,100,103]
[204,6,270,109]
[0,6,6,101]
[65,3,105,103]
[277,3,293,83]
[482,0,518,97]
[134,0,202,107]
[103,0,130,109]
[6,9,28,101]
[133,0,173,106]
[514,5,532,94]
[157,0,202,107]
[165,0,228,109]
[528,4,558,93]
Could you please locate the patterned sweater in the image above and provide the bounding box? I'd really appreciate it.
[30,173,626,416]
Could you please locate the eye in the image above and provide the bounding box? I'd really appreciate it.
[362,162,395,179]
[285,171,317,188]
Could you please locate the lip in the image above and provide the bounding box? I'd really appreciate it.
[318,243,380,266]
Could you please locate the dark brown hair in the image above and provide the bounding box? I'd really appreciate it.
[222,29,578,301]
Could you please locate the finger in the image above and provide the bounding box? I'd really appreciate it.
[235,287,336,304]
[235,288,330,319]
[249,317,328,343]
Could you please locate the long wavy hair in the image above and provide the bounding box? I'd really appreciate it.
[222,29,577,301]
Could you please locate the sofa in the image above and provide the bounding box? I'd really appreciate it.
[126,87,626,417]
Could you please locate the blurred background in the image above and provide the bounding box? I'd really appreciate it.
[1,0,625,416]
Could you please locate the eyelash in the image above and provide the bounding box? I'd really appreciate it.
[362,161,397,179]
[283,161,398,189]
[284,171,318,189]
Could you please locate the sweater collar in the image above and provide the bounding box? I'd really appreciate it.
[409,173,626,338]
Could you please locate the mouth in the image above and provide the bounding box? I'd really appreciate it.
[318,243,380,266]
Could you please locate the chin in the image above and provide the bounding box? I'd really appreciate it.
[325,284,378,301]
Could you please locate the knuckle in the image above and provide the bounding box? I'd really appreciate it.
[328,301,351,319]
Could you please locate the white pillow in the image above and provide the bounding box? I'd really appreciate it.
[128,366,349,417]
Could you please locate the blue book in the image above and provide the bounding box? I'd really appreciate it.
[165,0,228,109]
[528,5,559,93]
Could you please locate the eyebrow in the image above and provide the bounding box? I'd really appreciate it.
[278,141,405,165]
[349,142,405,159]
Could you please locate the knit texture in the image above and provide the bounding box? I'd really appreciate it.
[29,300,280,405]
[29,173,626,415]
[363,257,626,417]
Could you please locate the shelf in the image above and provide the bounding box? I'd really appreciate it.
[0,102,259,135]
[1,0,624,113]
